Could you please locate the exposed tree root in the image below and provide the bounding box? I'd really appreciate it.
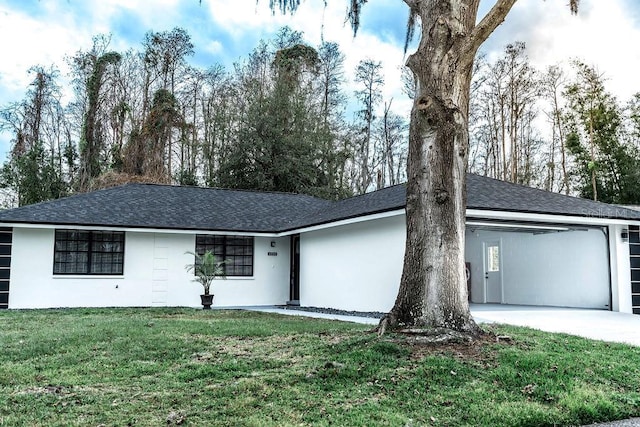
[374,313,483,344]
[375,313,397,337]
[398,327,474,344]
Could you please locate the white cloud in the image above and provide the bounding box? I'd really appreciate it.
[484,0,640,100]
[203,1,412,117]
[205,40,224,56]
[2,0,640,161]
[0,5,77,92]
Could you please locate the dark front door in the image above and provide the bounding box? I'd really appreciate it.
[289,234,300,304]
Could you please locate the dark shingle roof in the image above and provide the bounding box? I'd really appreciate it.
[0,184,331,232]
[0,174,639,232]
[466,174,640,220]
[284,184,407,231]
[284,174,640,229]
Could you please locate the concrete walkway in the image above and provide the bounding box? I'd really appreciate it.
[246,304,640,347]
[244,306,380,326]
[583,419,640,426]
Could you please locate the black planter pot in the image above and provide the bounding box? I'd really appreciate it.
[200,294,214,310]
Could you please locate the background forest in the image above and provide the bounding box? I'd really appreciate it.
[1,27,640,207]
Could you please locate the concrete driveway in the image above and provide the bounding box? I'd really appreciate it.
[471,304,640,347]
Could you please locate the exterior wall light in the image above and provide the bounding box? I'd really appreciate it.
[621,229,629,242]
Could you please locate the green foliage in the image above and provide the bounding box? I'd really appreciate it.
[175,168,198,186]
[215,34,351,197]
[352,59,384,193]
[0,309,638,426]
[78,48,122,190]
[184,250,226,295]
[564,61,640,204]
[273,43,319,81]
[1,142,67,206]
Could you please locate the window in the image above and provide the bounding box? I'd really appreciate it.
[487,245,500,272]
[196,235,254,277]
[54,230,124,275]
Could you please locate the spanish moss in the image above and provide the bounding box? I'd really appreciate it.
[348,0,368,36]
[404,8,417,54]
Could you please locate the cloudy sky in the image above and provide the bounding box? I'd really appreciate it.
[1,0,640,161]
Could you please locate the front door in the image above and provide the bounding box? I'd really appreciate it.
[483,240,502,303]
[289,234,300,304]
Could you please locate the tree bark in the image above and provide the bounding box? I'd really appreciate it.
[381,0,516,336]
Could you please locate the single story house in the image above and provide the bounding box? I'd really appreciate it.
[0,174,639,315]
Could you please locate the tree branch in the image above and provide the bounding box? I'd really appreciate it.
[402,0,419,9]
[462,0,518,68]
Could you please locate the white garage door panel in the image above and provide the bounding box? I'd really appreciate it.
[466,228,610,309]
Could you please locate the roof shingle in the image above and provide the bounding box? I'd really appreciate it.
[0,174,638,232]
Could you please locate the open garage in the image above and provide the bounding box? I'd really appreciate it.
[465,223,610,309]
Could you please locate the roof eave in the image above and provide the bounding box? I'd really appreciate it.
[0,220,283,236]
[466,208,640,226]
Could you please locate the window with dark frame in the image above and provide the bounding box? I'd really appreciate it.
[53,230,125,275]
[195,235,254,277]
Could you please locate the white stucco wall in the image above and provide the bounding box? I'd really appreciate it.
[8,228,289,309]
[608,224,632,313]
[7,216,632,313]
[299,214,405,313]
[465,228,610,309]
[10,228,152,308]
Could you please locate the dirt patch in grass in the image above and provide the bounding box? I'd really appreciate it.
[15,385,68,396]
[393,328,514,364]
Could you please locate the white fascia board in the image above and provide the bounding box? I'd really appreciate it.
[4,207,639,237]
[465,221,570,231]
[279,209,406,236]
[285,208,640,235]
[466,209,640,227]
[2,222,280,237]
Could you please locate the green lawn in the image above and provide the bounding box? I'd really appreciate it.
[0,308,638,426]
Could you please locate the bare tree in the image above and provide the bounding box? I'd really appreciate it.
[315,41,351,199]
[353,59,384,194]
[0,66,68,205]
[541,65,570,194]
[374,100,408,188]
[471,42,541,184]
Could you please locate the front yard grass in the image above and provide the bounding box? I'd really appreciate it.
[0,308,638,426]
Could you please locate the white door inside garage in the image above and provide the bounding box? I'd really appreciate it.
[465,223,610,310]
[483,240,503,303]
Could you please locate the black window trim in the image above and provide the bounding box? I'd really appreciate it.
[53,229,125,276]
[195,234,254,277]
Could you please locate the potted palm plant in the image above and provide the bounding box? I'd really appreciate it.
[185,250,227,309]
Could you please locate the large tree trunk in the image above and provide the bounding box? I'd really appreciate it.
[380,0,516,336]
